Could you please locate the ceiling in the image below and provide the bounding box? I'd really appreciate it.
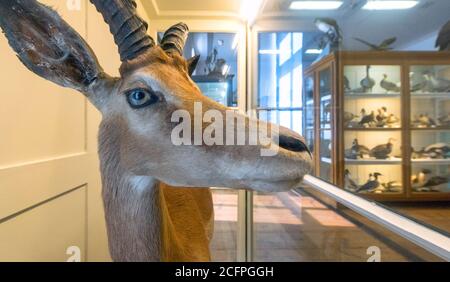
[142,0,450,50]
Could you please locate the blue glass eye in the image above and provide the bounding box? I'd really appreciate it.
[126,89,159,109]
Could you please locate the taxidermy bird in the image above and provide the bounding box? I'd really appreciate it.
[423,71,450,92]
[344,169,359,191]
[357,173,382,193]
[370,138,395,159]
[435,20,450,51]
[353,37,397,51]
[410,80,426,93]
[344,111,358,126]
[422,175,448,192]
[359,109,376,127]
[380,74,400,93]
[412,169,432,188]
[360,65,375,93]
[376,107,388,126]
[416,114,437,127]
[386,114,400,127]
[351,138,370,158]
[424,143,450,159]
[314,17,342,52]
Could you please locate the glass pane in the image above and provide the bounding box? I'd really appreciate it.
[411,130,449,194]
[304,76,315,152]
[319,68,332,129]
[258,110,303,135]
[344,131,403,194]
[253,189,442,261]
[344,65,402,129]
[210,189,238,261]
[257,31,322,108]
[410,65,450,129]
[319,129,332,181]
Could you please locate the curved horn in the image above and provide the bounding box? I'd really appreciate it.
[90,0,154,61]
[160,23,189,56]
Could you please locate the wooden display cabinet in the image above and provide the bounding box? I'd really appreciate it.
[304,51,450,201]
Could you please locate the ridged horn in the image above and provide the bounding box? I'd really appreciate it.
[90,0,154,61]
[160,23,189,56]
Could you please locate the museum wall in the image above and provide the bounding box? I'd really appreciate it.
[0,0,150,262]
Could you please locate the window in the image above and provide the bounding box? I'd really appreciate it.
[257,32,319,134]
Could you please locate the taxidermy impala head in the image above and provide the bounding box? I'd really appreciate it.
[0,0,312,192]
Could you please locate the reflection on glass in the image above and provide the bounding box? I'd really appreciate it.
[174,32,239,107]
[253,189,441,261]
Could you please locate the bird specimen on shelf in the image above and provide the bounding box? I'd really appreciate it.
[423,71,450,92]
[357,173,382,193]
[380,74,400,93]
[353,37,397,51]
[411,169,432,189]
[314,17,342,52]
[435,20,450,51]
[351,138,370,158]
[344,169,359,191]
[386,114,400,127]
[370,138,396,159]
[360,65,375,93]
[412,143,449,159]
[376,107,388,122]
[375,107,389,127]
[422,175,448,192]
[410,80,427,93]
[359,109,376,127]
[344,111,359,127]
[412,114,437,128]
[424,143,450,159]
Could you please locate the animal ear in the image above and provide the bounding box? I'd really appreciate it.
[0,0,106,95]
[187,55,200,77]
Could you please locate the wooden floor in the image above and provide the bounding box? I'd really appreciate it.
[209,189,447,262]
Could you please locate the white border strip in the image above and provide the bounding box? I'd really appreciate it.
[303,175,450,261]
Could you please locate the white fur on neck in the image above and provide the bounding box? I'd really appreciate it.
[127,175,155,193]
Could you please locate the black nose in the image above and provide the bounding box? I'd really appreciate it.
[278,134,311,155]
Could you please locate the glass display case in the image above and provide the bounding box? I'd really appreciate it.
[304,58,336,183]
[319,68,333,181]
[410,65,450,195]
[304,75,315,155]
[304,51,450,201]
